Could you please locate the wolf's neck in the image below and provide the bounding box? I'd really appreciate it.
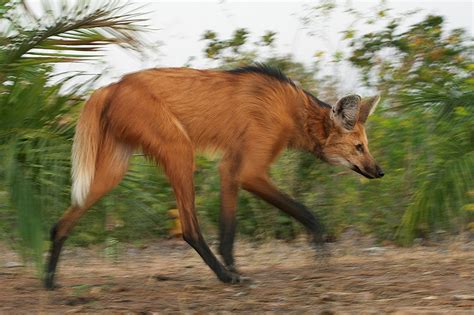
[289,94,332,156]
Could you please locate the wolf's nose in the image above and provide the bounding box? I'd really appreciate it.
[378,170,384,178]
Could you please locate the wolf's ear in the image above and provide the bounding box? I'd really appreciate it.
[331,94,361,131]
[358,95,381,124]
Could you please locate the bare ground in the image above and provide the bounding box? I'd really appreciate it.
[0,237,473,314]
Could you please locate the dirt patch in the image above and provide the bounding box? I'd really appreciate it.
[0,239,473,314]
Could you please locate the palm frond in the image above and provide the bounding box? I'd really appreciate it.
[0,0,149,274]
[397,77,474,121]
[1,0,148,73]
[397,151,474,244]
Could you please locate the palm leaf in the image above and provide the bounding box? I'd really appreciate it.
[396,78,474,243]
[1,0,148,74]
[0,0,148,274]
[397,151,474,244]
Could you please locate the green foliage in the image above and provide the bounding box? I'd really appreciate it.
[1,1,473,274]
[345,11,473,243]
[0,0,148,270]
[202,28,250,61]
[195,7,473,243]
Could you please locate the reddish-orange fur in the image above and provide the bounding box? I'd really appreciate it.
[45,65,382,288]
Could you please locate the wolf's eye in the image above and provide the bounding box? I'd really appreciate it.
[356,144,364,153]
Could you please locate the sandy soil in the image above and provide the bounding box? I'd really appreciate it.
[0,237,473,314]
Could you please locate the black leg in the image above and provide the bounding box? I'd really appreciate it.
[162,149,242,284]
[219,216,237,272]
[218,155,241,272]
[44,223,65,290]
[242,176,325,247]
[183,231,241,283]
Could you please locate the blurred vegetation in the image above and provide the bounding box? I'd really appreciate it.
[0,0,473,270]
[0,0,151,269]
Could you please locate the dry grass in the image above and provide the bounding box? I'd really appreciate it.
[0,237,473,314]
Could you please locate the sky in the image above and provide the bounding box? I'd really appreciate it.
[48,0,473,90]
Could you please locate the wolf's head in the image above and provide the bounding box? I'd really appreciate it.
[321,95,383,179]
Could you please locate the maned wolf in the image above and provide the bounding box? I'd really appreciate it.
[45,64,383,289]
